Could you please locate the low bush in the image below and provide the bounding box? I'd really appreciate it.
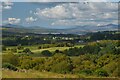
[41,50,52,57]
[95,69,109,77]
[2,63,18,71]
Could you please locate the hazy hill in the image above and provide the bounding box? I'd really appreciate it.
[2,24,118,34]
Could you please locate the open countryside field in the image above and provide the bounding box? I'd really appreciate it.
[1,1,120,79]
[3,45,84,54]
[31,45,84,53]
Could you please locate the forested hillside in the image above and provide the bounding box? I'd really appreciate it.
[2,39,120,78]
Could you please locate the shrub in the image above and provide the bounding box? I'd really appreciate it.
[112,68,119,77]
[79,69,93,75]
[2,45,6,51]
[38,46,42,49]
[11,48,17,53]
[41,50,52,57]
[23,48,33,54]
[34,64,45,71]
[95,69,109,77]
[55,49,60,53]
[49,54,73,74]
[2,63,18,71]
[51,61,73,74]
[83,44,101,54]
[20,59,35,70]
[2,53,19,66]
[17,44,24,50]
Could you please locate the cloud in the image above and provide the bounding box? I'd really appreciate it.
[3,5,12,9]
[51,19,112,27]
[34,2,118,27]
[29,0,108,2]
[35,5,72,19]
[8,18,21,24]
[25,17,37,23]
[2,0,118,2]
[3,2,13,6]
[2,2,13,10]
[35,3,118,19]
[86,0,107,2]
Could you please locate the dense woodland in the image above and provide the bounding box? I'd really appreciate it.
[2,31,120,78]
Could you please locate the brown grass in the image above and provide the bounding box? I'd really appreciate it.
[2,69,79,78]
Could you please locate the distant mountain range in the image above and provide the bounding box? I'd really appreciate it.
[2,24,118,34]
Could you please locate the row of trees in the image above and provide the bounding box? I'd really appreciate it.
[3,31,119,46]
[38,40,119,57]
[38,42,74,49]
[2,32,78,46]
[62,40,119,56]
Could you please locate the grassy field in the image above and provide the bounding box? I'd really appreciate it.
[3,45,84,54]
[2,69,119,79]
[2,69,80,78]
[28,45,84,53]
[32,47,73,53]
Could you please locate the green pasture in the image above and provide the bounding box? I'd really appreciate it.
[2,45,84,55]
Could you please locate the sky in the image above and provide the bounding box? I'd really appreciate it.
[1,0,119,29]
[0,0,119,2]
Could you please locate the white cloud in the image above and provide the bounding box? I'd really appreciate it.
[35,5,72,19]
[2,2,13,10]
[51,19,110,27]
[3,2,13,6]
[34,2,118,27]
[3,5,12,9]
[25,17,37,23]
[51,20,72,26]
[35,3,118,19]
[8,18,21,24]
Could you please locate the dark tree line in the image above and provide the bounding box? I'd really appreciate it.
[2,31,120,46]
